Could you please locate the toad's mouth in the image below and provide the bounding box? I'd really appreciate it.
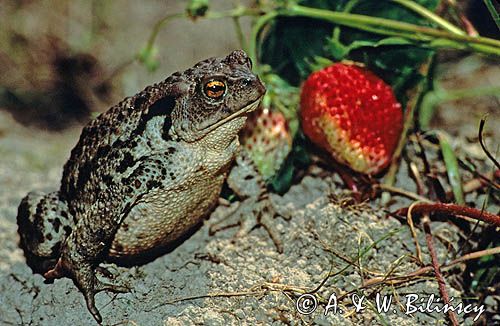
[199,97,263,137]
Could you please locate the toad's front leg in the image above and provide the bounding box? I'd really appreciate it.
[210,153,288,253]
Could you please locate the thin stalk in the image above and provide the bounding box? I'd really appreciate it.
[382,58,433,205]
[442,0,478,36]
[390,0,465,35]
[396,202,500,226]
[423,215,459,326]
[332,0,361,42]
[281,5,500,56]
[232,16,247,50]
[144,13,186,56]
[204,7,261,20]
[377,184,432,203]
[483,0,500,31]
[289,5,500,47]
[146,4,500,65]
[249,11,279,65]
[144,7,262,59]
[479,118,500,170]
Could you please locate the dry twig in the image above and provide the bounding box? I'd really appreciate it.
[407,202,424,264]
[396,202,500,226]
[422,214,459,326]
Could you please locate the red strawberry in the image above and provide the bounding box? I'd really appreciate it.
[241,107,292,180]
[300,63,403,175]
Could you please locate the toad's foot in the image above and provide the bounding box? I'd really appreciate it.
[210,193,287,253]
[44,258,129,323]
[213,149,288,252]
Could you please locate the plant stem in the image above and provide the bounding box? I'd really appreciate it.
[279,5,500,56]
[479,117,500,170]
[422,214,459,326]
[204,7,261,20]
[377,184,432,203]
[483,0,500,31]
[146,3,500,66]
[332,0,361,42]
[144,7,262,60]
[249,11,279,65]
[381,57,433,205]
[396,202,500,226]
[290,5,500,47]
[232,16,247,50]
[144,13,186,55]
[390,0,465,35]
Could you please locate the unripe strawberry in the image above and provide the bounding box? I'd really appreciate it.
[300,63,403,175]
[241,107,292,180]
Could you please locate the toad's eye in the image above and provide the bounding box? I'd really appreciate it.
[204,80,226,100]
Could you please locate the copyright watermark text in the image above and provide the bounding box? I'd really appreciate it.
[296,293,485,322]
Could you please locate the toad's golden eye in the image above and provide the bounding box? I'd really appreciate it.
[204,80,226,99]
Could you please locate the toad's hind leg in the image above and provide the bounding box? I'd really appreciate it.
[44,157,170,323]
[17,191,74,271]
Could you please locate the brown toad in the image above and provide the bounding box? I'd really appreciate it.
[17,50,266,323]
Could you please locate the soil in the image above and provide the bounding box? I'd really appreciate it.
[0,104,493,325]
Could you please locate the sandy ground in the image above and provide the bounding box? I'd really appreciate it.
[0,109,484,325]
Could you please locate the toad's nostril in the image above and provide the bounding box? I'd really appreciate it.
[243,78,252,86]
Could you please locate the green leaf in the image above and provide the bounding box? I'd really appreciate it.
[186,0,209,18]
[438,132,465,205]
[347,36,414,49]
[309,56,335,71]
[327,36,416,62]
[418,90,440,130]
[328,36,349,60]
